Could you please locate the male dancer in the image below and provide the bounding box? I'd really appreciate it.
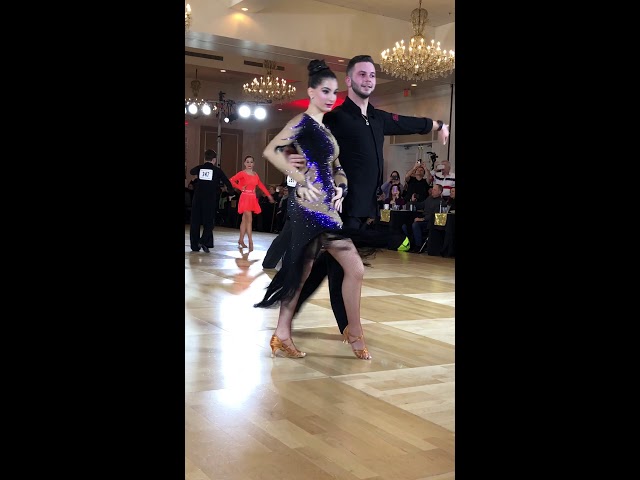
[189,149,235,252]
[262,175,296,269]
[287,55,449,332]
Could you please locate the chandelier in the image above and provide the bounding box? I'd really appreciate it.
[185,70,215,116]
[380,0,455,81]
[185,4,192,33]
[242,60,296,103]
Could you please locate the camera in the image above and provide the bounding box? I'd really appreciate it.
[426,152,438,169]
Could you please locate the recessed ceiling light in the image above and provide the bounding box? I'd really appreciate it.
[411,83,417,87]
[278,108,282,111]
[338,59,344,63]
[220,69,226,73]
[241,7,248,11]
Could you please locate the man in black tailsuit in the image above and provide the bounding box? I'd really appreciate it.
[189,149,234,252]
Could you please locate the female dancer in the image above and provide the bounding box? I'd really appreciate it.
[229,155,274,251]
[254,59,371,360]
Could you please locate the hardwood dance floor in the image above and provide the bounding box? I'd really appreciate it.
[185,226,455,480]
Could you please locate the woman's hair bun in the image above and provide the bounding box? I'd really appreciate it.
[308,59,329,76]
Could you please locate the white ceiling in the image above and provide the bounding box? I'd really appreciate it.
[185,0,455,110]
[313,0,455,25]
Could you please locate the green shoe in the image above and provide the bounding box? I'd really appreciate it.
[397,236,411,252]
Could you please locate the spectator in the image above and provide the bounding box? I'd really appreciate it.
[426,161,455,198]
[404,162,430,203]
[402,184,444,252]
[386,184,406,209]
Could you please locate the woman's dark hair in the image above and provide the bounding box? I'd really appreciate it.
[243,155,254,161]
[307,59,336,88]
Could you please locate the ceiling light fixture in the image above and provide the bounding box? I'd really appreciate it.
[243,60,296,104]
[185,4,192,33]
[379,0,455,81]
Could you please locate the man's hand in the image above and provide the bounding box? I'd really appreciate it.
[296,182,321,202]
[332,186,344,200]
[331,186,345,213]
[287,153,307,170]
[439,124,450,145]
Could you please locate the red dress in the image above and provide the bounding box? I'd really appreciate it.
[229,170,270,214]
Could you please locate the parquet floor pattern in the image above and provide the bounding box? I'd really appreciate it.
[185,227,455,480]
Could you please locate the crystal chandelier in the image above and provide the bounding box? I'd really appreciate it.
[380,0,455,81]
[185,4,192,33]
[242,60,296,103]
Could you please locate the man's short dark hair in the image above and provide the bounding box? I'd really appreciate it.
[204,149,217,162]
[346,55,375,76]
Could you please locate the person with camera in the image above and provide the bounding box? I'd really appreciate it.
[378,170,404,203]
[404,161,430,204]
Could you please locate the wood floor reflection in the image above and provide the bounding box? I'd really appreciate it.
[185,227,455,480]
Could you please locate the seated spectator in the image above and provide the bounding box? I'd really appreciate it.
[268,185,280,205]
[402,184,444,252]
[274,186,290,232]
[217,185,231,226]
[378,170,404,206]
[188,175,199,194]
[385,184,406,209]
[446,186,456,212]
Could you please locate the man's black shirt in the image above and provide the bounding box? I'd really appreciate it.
[323,96,435,218]
[189,162,233,203]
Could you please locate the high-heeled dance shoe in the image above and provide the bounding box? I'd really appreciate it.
[342,325,372,360]
[270,334,306,358]
[248,240,254,252]
[238,241,247,248]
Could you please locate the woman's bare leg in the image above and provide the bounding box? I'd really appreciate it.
[326,239,370,358]
[272,255,316,352]
[246,211,254,251]
[238,211,248,247]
